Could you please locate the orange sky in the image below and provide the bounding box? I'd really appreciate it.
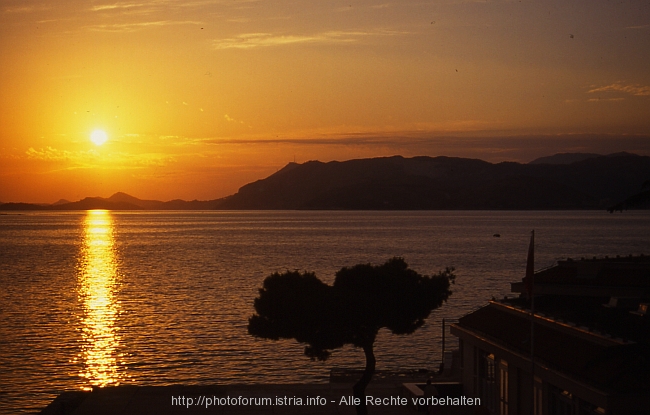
[1,0,649,203]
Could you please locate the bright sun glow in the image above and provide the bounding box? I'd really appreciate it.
[90,130,108,146]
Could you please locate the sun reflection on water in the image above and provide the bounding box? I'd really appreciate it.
[76,210,123,390]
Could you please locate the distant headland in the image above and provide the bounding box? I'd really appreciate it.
[2,152,649,211]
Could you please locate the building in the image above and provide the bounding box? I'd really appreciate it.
[451,255,650,415]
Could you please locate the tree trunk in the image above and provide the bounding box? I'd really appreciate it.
[353,343,376,415]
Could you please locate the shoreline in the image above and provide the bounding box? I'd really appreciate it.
[39,380,475,415]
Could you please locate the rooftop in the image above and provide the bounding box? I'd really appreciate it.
[455,301,650,394]
[507,254,650,342]
[514,254,650,290]
[453,254,650,395]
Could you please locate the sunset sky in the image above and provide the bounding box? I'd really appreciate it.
[1,0,649,203]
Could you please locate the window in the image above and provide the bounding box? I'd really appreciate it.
[473,346,479,395]
[534,376,542,415]
[499,360,509,415]
[576,397,605,415]
[459,339,464,373]
[479,352,497,413]
[548,385,573,415]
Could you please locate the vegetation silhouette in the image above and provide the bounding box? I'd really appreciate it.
[248,257,455,415]
[608,179,650,212]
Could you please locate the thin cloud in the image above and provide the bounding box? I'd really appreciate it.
[214,33,327,49]
[25,146,175,168]
[3,4,52,13]
[26,147,80,162]
[88,0,217,16]
[587,98,625,102]
[204,133,650,164]
[224,114,245,125]
[208,137,396,146]
[337,2,392,12]
[227,17,252,23]
[89,0,232,11]
[90,3,144,11]
[588,82,650,96]
[205,131,498,147]
[213,30,404,50]
[335,5,355,12]
[87,20,201,32]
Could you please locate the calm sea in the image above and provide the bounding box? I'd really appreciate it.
[1,210,649,413]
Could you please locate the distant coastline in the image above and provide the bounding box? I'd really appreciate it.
[3,152,650,211]
[0,194,220,211]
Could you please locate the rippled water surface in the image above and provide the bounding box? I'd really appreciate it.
[1,210,649,413]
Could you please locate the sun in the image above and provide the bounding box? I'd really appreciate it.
[90,130,108,146]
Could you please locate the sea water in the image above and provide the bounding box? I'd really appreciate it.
[1,210,649,413]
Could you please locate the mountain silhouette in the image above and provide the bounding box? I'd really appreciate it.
[215,153,650,210]
[3,153,649,211]
[528,152,602,165]
[0,193,222,211]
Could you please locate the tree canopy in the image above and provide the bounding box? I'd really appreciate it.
[248,257,455,414]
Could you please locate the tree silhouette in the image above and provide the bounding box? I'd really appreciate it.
[248,257,455,415]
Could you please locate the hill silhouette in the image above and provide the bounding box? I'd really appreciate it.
[2,153,649,211]
[528,152,603,165]
[216,153,650,210]
[0,193,222,211]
